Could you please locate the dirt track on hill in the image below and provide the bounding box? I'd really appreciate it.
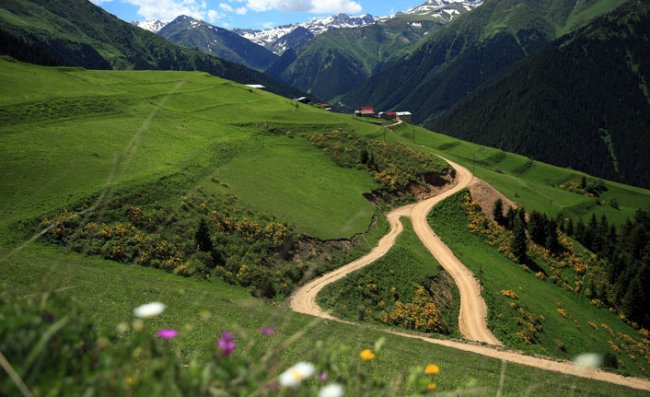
[289,157,650,392]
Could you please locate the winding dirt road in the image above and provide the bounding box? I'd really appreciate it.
[289,158,650,392]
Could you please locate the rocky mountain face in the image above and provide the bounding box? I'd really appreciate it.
[158,16,277,71]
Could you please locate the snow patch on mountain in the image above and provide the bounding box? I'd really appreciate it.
[234,13,378,51]
[133,19,168,33]
[404,0,483,20]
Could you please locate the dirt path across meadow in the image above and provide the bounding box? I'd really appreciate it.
[289,158,650,392]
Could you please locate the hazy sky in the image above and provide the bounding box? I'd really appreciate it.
[91,0,426,29]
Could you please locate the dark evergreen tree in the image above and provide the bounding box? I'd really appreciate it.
[511,218,528,263]
[195,218,214,253]
[529,211,547,245]
[566,218,574,235]
[360,148,369,165]
[493,199,505,226]
[545,220,561,254]
[505,206,516,230]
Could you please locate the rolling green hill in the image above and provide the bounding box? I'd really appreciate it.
[2,58,650,394]
[342,0,628,121]
[0,0,299,97]
[158,16,278,71]
[431,1,650,189]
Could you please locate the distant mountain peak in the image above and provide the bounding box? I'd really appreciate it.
[404,0,483,20]
[234,13,379,54]
[132,19,168,33]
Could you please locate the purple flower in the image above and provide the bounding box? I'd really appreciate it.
[320,371,329,381]
[156,329,178,339]
[261,326,276,335]
[217,332,236,357]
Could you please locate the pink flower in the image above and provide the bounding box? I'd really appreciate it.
[261,326,276,335]
[320,371,329,381]
[217,332,236,357]
[156,329,178,339]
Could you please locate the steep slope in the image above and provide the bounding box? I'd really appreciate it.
[0,0,299,97]
[158,16,277,71]
[431,1,650,188]
[342,0,628,121]
[269,26,314,55]
[266,1,482,100]
[266,18,444,100]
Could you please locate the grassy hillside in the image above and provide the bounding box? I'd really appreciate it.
[2,59,650,394]
[387,123,650,226]
[3,244,649,396]
[429,192,650,377]
[342,0,628,122]
[0,57,376,238]
[431,1,650,188]
[0,0,298,97]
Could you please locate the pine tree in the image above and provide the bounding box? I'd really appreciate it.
[566,218,574,236]
[505,207,516,230]
[545,220,561,254]
[195,218,213,253]
[529,211,547,245]
[493,199,505,225]
[511,218,528,263]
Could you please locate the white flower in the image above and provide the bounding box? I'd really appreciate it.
[573,353,603,369]
[278,362,315,388]
[133,302,166,318]
[319,383,344,397]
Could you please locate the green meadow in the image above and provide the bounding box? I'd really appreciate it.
[387,123,650,225]
[1,58,650,395]
[428,191,650,377]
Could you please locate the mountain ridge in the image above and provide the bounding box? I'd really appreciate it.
[158,15,278,70]
[0,0,301,97]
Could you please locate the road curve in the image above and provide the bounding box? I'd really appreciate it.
[291,157,497,344]
[289,157,650,392]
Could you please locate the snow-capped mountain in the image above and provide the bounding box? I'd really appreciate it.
[403,0,483,21]
[234,13,378,53]
[133,19,168,33]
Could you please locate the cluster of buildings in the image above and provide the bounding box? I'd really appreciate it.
[290,97,412,122]
[355,106,412,123]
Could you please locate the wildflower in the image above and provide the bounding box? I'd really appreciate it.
[261,326,276,335]
[573,353,603,369]
[157,329,178,339]
[424,364,440,375]
[359,349,376,361]
[320,371,329,381]
[319,383,344,397]
[116,322,129,334]
[278,362,316,388]
[133,302,166,318]
[217,332,236,357]
[125,376,134,386]
[427,382,436,391]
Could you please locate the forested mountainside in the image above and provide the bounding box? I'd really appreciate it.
[158,16,278,71]
[432,1,650,188]
[266,16,445,100]
[0,0,300,97]
[341,0,627,119]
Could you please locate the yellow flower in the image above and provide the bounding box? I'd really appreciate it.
[424,364,440,375]
[427,382,436,391]
[125,376,134,386]
[359,349,376,361]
